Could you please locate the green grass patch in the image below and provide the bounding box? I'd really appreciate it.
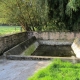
[0,26,21,36]
[28,59,80,80]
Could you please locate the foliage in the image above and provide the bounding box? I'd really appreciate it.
[28,59,80,80]
[0,0,48,31]
[48,0,80,31]
[66,0,80,31]
[67,0,80,11]
[0,0,80,31]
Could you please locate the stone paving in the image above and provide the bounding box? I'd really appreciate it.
[0,59,49,80]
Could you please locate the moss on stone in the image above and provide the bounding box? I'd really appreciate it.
[24,42,39,56]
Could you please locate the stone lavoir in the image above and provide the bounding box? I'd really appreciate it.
[3,36,76,61]
[0,31,80,61]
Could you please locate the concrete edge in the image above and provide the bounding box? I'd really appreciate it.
[5,55,80,63]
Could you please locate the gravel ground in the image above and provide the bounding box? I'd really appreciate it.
[0,59,49,80]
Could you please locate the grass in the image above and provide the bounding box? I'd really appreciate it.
[28,59,80,80]
[0,26,21,36]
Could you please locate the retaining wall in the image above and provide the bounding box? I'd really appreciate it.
[28,32,80,40]
[4,36,36,56]
[0,32,28,55]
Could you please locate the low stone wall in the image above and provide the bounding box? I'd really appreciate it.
[4,36,36,56]
[71,38,80,58]
[28,32,80,40]
[0,32,28,55]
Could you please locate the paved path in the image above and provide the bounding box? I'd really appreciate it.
[0,59,49,80]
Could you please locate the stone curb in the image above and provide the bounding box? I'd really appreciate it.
[5,55,80,63]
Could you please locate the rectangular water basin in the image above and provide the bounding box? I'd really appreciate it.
[4,37,76,60]
[22,40,75,57]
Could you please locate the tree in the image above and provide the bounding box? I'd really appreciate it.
[47,0,80,31]
[0,0,48,31]
[47,0,69,31]
[66,0,80,31]
[66,0,80,11]
[0,0,80,31]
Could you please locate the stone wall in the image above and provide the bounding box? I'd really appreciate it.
[28,32,80,40]
[4,36,36,56]
[71,38,80,58]
[0,32,28,55]
[1,31,80,55]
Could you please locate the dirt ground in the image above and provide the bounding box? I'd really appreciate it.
[0,59,49,80]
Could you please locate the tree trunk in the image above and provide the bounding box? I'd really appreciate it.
[20,24,26,31]
[20,23,30,31]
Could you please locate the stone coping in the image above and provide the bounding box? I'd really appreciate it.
[38,40,72,45]
[5,55,80,63]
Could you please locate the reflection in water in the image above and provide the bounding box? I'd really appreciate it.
[32,45,75,57]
